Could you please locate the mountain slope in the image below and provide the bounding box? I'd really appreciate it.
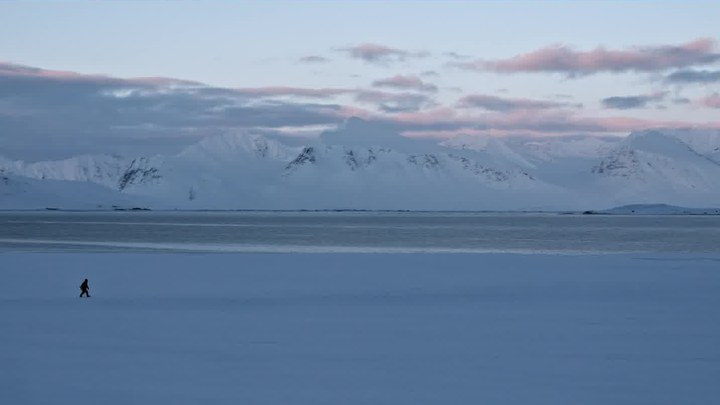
[0,172,142,210]
[1,126,719,210]
[590,130,720,206]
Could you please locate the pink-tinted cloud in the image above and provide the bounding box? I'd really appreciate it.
[4,59,720,159]
[335,105,376,120]
[0,61,201,87]
[234,86,353,99]
[372,75,438,92]
[457,38,720,76]
[457,94,581,111]
[339,43,429,64]
[382,107,720,138]
[576,115,720,133]
[0,62,88,80]
[390,107,460,123]
[700,93,720,108]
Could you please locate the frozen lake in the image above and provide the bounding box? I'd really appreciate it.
[1,253,719,404]
[2,212,719,403]
[2,211,720,253]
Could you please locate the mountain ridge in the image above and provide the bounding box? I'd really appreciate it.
[2,122,719,210]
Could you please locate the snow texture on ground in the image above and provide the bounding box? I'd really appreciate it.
[1,253,719,404]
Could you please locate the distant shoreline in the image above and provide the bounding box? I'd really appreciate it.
[0,204,719,215]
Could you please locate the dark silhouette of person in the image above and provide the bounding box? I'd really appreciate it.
[79,278,90,298]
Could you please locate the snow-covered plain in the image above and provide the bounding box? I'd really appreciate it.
[2,253,719,404]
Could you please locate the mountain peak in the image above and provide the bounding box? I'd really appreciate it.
[3,128,720,210]
[319,116,417,150]
[179,133,300,162]
[622,130,699,157]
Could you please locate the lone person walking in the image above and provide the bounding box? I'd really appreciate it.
[79,278,90,298]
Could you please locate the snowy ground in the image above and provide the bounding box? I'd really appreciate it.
[1,253,719,404]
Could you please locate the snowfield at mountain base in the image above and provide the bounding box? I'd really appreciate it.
[2,122,720,211]
[2,253,719,405]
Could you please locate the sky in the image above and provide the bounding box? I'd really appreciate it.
[1,1,719,160]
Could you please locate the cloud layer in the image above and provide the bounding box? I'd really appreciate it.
[1,59,718,160]
[702,94,720,109]
[354,90,435,113]
[0,62,346,159]
[339,43,429,64]
[665,69,720,84]
[298,55,329,63]
[457,94,580,112]
[234,86,352,98]
[371,75,438,93]
[601,92,667,110]
[457,38,720,76]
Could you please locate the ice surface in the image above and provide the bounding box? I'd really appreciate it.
[4,211,720,254]
[1,253,719,404]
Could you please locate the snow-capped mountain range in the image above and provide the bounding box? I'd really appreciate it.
[2,118,720,210]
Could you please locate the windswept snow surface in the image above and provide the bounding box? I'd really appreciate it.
[2,123,720,210]
[1,253,719,405]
